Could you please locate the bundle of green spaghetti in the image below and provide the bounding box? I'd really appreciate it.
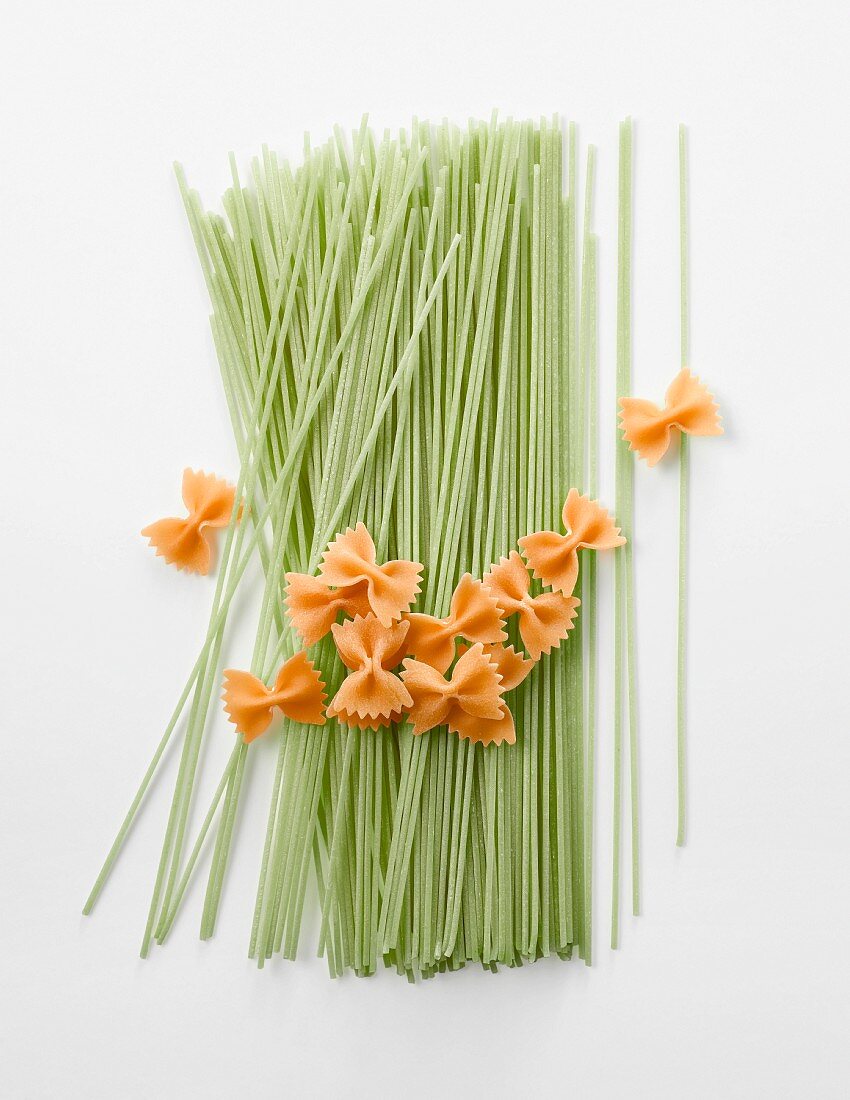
[86,114,607,977]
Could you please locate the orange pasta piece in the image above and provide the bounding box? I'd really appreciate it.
[328,615,413,727]
[518,489,625,596]
[222,651,326,743]
[404,574,506,673]
[319,523,422,627]
[401,643,508,745]
[284,574,372,646]
[618,367,722,466]
[142,468,239,574]
[483,551,580,660]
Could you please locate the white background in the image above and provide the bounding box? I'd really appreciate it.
[2,1,849,1097]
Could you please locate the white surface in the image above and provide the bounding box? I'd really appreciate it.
[1,2,849,1097]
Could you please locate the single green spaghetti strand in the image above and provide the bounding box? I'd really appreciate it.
[576,138,597,959]
[621,122,640,918]
[537,119,554,958]
[566,119,586,957]
[677,123,690,847]
[583,232,598,963]
[513,144,530,959]
[611,119,629,949]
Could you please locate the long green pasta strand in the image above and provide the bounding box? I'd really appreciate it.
[622,124,640,919]
[579,143,597,962]
[566,119,585,957]
[677,124,690,847]
[611,119,630,949]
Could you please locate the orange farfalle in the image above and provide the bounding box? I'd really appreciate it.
[457,642,534,691]
[401,643,512,746]
[319,523,422,627]
[284,574,372,646]
[222,651,326,743]
[618,367,723,466]
[142,468,239,575]
[404,574,506,673]
[518,489,625,596]
[483,551,580,660]
[328,615,413,728]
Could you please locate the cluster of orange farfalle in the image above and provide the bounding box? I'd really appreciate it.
[221,492,625,748]
[138,370,720,746]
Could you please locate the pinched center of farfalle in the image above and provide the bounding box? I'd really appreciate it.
[403,573,506,673]
[401,643,506,735]
[327,615,412,727]
[483,551,580,661]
